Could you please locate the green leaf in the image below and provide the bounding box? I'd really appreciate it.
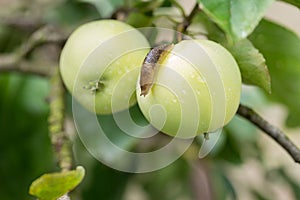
[249,19,300,127]
[281,0,300,7]
[128,0,165,13]
[29,166,85,200]
[187,12,271,92]
[228,39,271,92]
[198,0,274,41]
[45,1,99,26]
[79,0,124,17]
[126,12,153,28]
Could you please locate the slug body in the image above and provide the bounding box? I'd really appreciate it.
[140,44,174,96]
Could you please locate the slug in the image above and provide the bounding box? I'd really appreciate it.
[140,43,174,96]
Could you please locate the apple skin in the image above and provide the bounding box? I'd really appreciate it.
[59,20,150,114]
[136,39,241,138]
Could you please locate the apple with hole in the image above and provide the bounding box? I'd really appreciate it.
[59,20,150,114]
[137,39,241,138]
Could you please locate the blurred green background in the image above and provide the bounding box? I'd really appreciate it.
[1,0,300,199]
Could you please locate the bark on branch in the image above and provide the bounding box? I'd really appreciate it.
[48,68,72,171]
[237,104,300,164]
[0,25,67,76]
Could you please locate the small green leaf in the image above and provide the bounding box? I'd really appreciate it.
[198,0,274,41]
[29,166,85,200]
[281,0,300,7]
[249,19,300,127]
[228,39,271,93]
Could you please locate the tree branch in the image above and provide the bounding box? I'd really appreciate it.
[0,55,56,76]
[0,25,67,76]
[176,2,200,41]
[1,16,44,32]
[237,104,300,164]
[48,68,73,171]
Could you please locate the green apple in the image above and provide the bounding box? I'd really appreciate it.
[136,39,241,138]
[59,20,150,114]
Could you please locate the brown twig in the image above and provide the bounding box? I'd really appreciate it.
[111,7,131,21]
[237,104,300,164]
[176,2,199,41]
[0,55,56,76]
[0,25,67,76]
[1,16,44,32]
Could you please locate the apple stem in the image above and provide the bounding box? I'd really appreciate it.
[83,80,104,93]
[204,132,210,140]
